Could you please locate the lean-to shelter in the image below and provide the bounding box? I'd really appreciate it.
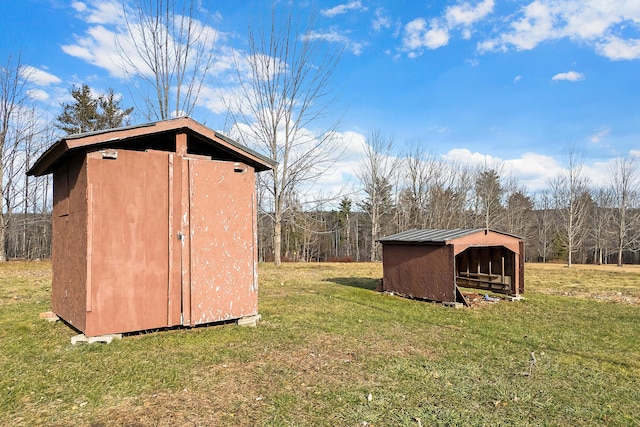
[378,228,524,304]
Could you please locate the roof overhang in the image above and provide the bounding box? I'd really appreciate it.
[28,117,277,176]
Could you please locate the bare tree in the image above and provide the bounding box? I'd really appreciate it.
[358,131,397,262]
[550,145,591,267]
[609,155,640,266]
[225,6,342,265]
[0,54,32,262]
[401,146,438,229]
[4,107,51,259]
[588,186,614,265]
[118,0,218,120]
[504,184,534,239]
[428,161,473,229]
[533,190,554,262]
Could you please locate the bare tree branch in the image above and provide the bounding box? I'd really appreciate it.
[225,5,343,265]
[117,0,218,120]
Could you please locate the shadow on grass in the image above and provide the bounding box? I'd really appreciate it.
[328,277,381,291]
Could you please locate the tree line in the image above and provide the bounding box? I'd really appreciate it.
[0,56,134,260]
[1,1,638,267]
[256,135,640,267]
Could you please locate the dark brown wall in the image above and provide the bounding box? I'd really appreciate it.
[382,244,455,302]
[51,154,88,332]
[518,241,525,294]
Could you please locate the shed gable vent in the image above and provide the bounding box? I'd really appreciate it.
[100,149,118,160]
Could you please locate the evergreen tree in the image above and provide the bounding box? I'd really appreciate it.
[98,88,134,130]
[56,85,133,135]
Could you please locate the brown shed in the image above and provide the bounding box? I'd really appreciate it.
[378,229,524,304]
[28,117,275,337]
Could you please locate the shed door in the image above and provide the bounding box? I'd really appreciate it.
[182,158,258,326]
[86,150,171,336]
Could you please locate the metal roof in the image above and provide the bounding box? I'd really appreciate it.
[378,228,487,244]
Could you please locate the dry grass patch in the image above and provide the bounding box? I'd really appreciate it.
[0,260,51,307]
[526,262,640,303]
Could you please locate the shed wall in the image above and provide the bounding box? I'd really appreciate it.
[382,244,455,302]
[51,154,88,332]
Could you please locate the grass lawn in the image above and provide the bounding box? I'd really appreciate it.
[1,261,639,426]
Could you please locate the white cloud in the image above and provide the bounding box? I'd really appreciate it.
[27,89,50,101]
[551,71,584,81]
[477,39,503,53]
[75,0,124,24]
[514,75,522,83]
[503,152,563,191]
[71,1,87,13]
[20,66,62,86]
[589,127,610,143]
[402,18,450,55]
[441,148,570,192]
[321,1,367,18]
[402,0,494,57]
[423,24,450,49]
[596,36,640,61]
[438,148,626,193]
[304,29,366,55]
[62,25,125,78]
[225,123,365,205]
[445,0,495,27]
[442,148,500,166]
[198,84,245,115]
[314,131,369,195]
[501,1,557,50]
[372,8,392,33]
[479,0,640,60]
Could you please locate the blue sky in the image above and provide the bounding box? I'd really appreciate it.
[2,0,640,195]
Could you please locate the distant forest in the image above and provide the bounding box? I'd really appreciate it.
[2,129,639,266]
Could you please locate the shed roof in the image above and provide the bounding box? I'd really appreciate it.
[378,228,521,244]
[27,117,276,176]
